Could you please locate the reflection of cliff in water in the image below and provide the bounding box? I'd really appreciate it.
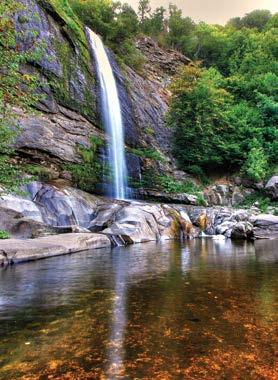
[0,239,277,379]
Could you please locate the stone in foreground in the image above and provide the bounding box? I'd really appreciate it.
[0,233,111,265]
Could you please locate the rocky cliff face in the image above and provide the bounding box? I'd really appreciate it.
[17,0,98,121]
[13,1,190,193]
[124,37,190,177]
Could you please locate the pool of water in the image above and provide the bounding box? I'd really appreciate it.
[0,239,277,379]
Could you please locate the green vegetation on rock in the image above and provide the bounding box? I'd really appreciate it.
[0,0,44,192]
[64,136,103,192]
[0,230,10,240]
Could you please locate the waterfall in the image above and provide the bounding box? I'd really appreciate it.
[86,27,127,200]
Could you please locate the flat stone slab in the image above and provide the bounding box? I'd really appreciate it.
[0,233,111,264]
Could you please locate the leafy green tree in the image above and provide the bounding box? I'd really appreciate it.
[241,9,272,31]
[142,6,166,36]
[166,4,196,55]
[70,0,143,69]
[168,65,237,174]
[69,0,115,40]
[138,0,151,23]
[242,139,268,181]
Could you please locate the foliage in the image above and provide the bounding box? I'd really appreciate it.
[167,15,278,180]
[130,169,202,196]
[228,10,272,31]
[128,147,165,162]
[158,176,202,195]
[0,230,10,239]
[241,139,268,181]
[69,0,144,69]
[0,0,43,191]
[64,136,103,192]
[236,191,278,214]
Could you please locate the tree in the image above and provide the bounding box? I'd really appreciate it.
[241,9,272,31]
[138,0,151,23]
[242,139,268,181]
[166,4,196,55]
[168,65,238,174]
[142,6,167,36]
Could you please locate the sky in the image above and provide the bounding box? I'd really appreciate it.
[123,0,278,24]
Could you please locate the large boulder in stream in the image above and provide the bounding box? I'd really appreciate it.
[250,214,278,239]
[89,201,187,244]
[231,222,254,240]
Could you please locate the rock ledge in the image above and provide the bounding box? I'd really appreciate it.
[0,233,111,265]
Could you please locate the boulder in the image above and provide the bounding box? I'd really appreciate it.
[250,214,278,239]
[25,182,99,228]
[0,233,111,265]
[231,222,254,240]
[265,176,278,200]
[215,221,236,236]
[91,201,190,244]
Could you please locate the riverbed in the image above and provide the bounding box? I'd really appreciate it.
[0,239,277,379]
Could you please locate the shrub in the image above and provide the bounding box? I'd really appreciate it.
[63,136,103,192]
[241,139,268,182]
[0,230,10,239]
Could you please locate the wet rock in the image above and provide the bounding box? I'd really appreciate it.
[91,201,191,244]
[231,222,254,240]
[216,221,236,236]
[126,153,142,181]
[25,182,100,228]
[0,182,100,237]
[89,203,124,232]
[265,176,278,200]
[108,51,139,148]
[250,214,278,239]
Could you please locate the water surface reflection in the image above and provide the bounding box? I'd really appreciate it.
[0,239,277,379]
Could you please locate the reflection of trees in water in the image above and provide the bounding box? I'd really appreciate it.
[0,240,277,379]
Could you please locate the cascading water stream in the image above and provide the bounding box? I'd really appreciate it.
[86,27,127,200]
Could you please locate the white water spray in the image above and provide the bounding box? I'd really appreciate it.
[86,28,127,200]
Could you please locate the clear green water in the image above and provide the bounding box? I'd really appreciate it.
[0,239,277,379]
